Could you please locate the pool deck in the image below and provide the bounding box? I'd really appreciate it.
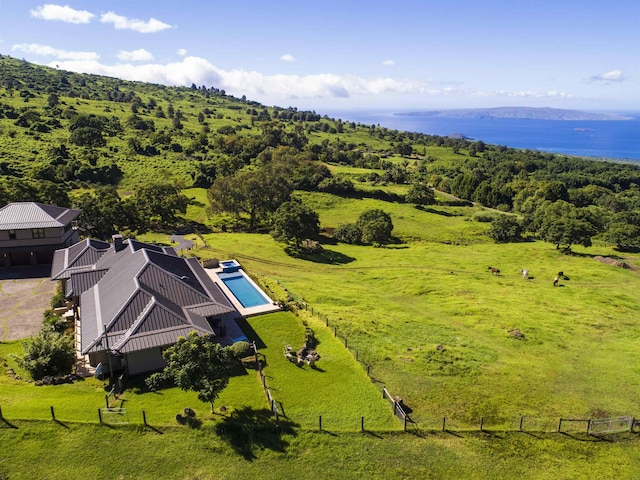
[205,266,281,318]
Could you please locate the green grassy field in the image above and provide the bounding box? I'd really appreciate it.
[173,188,640,431]
[244,311,397,431]
[1,422,639,480]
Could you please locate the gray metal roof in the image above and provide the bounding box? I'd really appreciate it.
[51,238,110,280]
[0,202,80,230]
[68,237,238,356]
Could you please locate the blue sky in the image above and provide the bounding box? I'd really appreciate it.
[1,1,638,113]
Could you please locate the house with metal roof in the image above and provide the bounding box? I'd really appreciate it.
[0,202,81,267]
[51,235,239,376]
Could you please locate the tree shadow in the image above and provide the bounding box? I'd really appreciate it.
[416,206,458,217]
[284,246,356,265]
[214,407,298,461]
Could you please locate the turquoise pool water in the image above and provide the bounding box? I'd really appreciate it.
[219,272,269,308]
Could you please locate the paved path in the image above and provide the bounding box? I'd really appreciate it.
[170,234,195,252]
[0,270,57,341]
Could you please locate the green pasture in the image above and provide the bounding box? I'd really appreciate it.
[1,422,639,479]
[173,189,640,430]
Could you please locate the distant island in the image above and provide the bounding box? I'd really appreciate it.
[396,107,633,121]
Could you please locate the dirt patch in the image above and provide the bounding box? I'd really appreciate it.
[0,274,57,341]
[593,256,635,270]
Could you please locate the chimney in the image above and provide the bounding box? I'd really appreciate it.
[112,234,124,252]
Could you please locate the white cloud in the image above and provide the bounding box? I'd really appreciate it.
[591,69,625,82]
[30,4,95,24]
[12,43,98,61]
[100,12,173,33]
[48,57,223,89]
[382,59,395,66]
[280,54,295,62]
[117,49,154,62]
[44,56,575,105]
[177,49,188,56]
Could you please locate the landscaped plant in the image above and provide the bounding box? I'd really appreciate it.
[17,329,75,380]
[145,331,239,413]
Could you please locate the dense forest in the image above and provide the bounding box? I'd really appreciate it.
[2,54,640,251]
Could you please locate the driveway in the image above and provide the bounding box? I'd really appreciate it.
[169,234,195,252]
[0,267,57,341]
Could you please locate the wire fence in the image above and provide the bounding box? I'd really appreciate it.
[263,283,640,436]
[251,341,282,427]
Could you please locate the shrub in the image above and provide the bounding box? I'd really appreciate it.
[473,211,498,223]
[50,282,66,308]
[333,223,362,244]
[229,340,252,359]
[17,329,75,380]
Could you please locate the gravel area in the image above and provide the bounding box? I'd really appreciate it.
[0,267,57,341]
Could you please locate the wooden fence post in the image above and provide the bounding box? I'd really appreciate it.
[382,386,386,398]
[344,337,348,348]
[586,418,591,434]
[367,364,370,376]
[403,416,407,432]
[143,410,147,426]
[557,418,562,432]
[480,417,484,431]
[519,416,524,431]
[50,406,55,421]
[319,415,322,432]
[361,416,365,432]
[334,326,337,336]
[442,417,446,431]
[98,408,102,425]
[0,405,3,419]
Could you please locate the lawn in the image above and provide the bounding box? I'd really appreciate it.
[0,340,265,425]
[245,311,397,431]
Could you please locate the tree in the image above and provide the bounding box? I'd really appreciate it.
[145,332,238,413]
[333,223,363,244]
[208,166,293,231]
[70,126,106,148]
[488,215,523,243]
[406,182,436,205]
[603,211,640,250]
[533,201,597,250]
[270,199,320,247]
[135,183,189,225]
[75,187,147,238]
[18,329,75,380]
[356,209,393,245]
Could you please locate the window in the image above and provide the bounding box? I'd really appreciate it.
[8,230,16,240]
[32,228,45,239]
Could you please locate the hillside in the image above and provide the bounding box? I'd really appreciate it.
[2,55,640,478]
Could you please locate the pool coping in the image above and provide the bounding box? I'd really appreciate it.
[204,264,281,318]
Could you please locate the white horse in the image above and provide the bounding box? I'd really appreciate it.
[521,269,528,279]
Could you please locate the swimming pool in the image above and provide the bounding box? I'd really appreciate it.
[218,272,270,308]
[220,259,241,273]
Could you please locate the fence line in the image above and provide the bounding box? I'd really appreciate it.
[251,341,281,427]
[0,402,637,435]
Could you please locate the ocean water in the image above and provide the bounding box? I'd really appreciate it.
[324,110,640,161]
